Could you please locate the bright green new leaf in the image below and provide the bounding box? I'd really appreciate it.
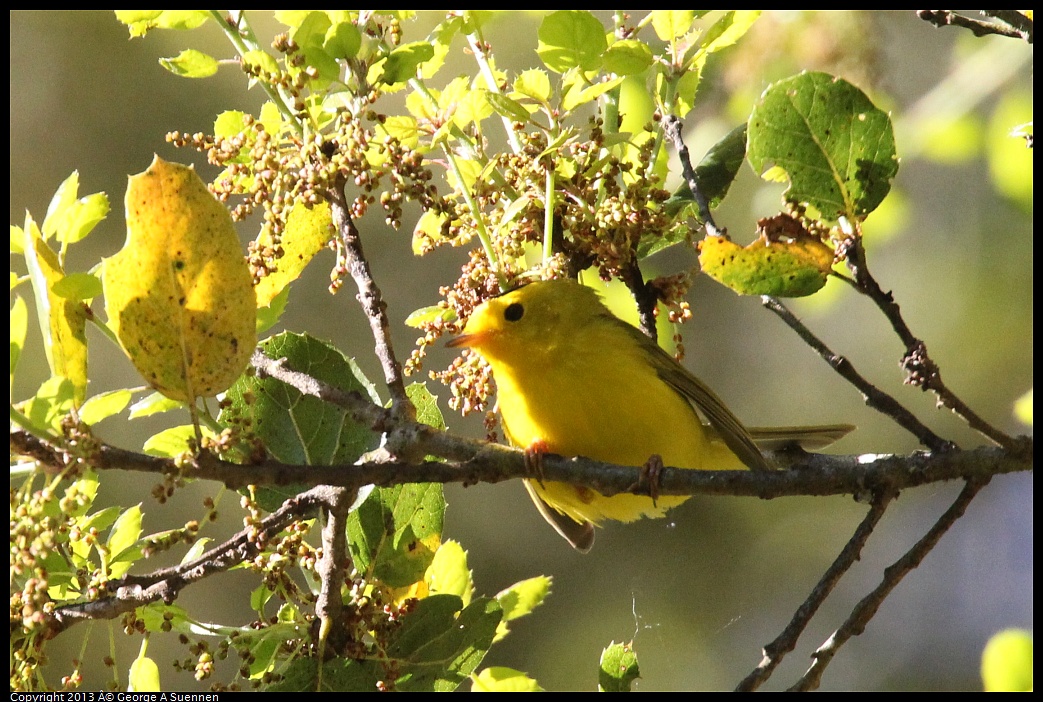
[598,641,640,692]
[492,575,552,643]
[485,93,532,124]
[536,10,607,73]
[603,39,654,76]
[50,272,103,301]
[425,540,473,604]
[159,49,219,78]
[512,69,552,104]
[129,392,182,419]
[78,389,132,426]
[115,10,210,38]
[562,76,624,112]
[404,304,455,329]
[698,228,836,297]
[650,10,698,42]
[748,71,898,221]
[697,10,761,56]
[104,156,256,402]
[471,667,544,692]
[142,425,200,458]
[15,376,76,436]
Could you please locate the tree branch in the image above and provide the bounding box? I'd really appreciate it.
[736,490,896,691]
[790,477,991,691]
[917,10,1033,43]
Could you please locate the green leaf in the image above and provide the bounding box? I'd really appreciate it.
[492,575,552,643]
[128,392,182,419]
[665,122,748,219]
[404,305,455,329]
[982,628,1033,692]
[79,389,132,426]
[347,483,445,588]
[747,71,898,221]
[650,10,697,41]
[50,272,103,301]
[324,20,361,60]
[16,376,76,436]
[598,641,640,692]
[106,504,143,571]
[159,49,219,78]
[115,10,210,37]
[221,332,382,511]
[603,39,654,76]
[511,69,552,104]
[426,540,473,603]
[536,10,607,73]
[142,425,196,457]
[381,42,436,84]
[562,76,624,112]
[485,93,532,125]
[471,667,544,692]
[697,10,761,56]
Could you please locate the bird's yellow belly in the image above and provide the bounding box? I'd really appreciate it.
[496,354,744,525]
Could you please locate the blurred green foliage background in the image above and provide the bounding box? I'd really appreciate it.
[10,11,1032,691]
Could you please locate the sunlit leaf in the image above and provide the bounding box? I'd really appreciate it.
[103,156,256,402]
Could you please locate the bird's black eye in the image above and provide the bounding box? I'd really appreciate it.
[504,302,524,322]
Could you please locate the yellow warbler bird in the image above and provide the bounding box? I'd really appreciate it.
[448,279,852,551]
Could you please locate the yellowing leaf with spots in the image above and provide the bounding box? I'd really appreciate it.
[103,156,256,401]
[253,200,333,307]
[699,216,836,297]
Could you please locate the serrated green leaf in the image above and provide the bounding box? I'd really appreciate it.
[512,69,552,103]
[471,667,544,692]
[599,641,640,692]
[536,10,607,73]
[406,382,446,432]
[324,20,361,60]
[426,540,473,604]
[697,10,761,56]
[214,110,249,139]
[747,71,898,221]
[159,49,218,78]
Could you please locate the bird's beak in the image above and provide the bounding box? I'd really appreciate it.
[446,331,481,349]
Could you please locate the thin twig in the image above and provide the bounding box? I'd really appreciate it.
[326,177,414,419]
[917,10,1033,43]
[790,477,991,691]
[42,485,340,636]
[761,295,955,453]
[843,237,1015,449]
[735,490,896,692]
[314,487,354,668]
[661,115,724,237]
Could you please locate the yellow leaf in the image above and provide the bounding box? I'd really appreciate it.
[254,201,333,307]
[698,216,836,297]
[104,156,256,401]
[23,216,88,405]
